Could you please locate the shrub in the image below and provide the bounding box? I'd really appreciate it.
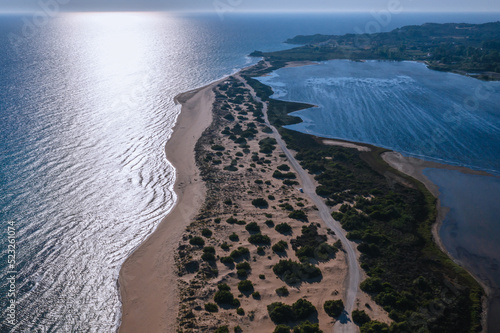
[203,246,215,254]
[234,325,243,333]
[265,220,275,227]
[360,321,389,333]
[236,307,245,315]
[217,283,230,291]
[279,203,294,211]
[215,326,229,333]
[267,302,295,323]
[274,325,291,333]
[273,259,321,284]
[293,321,322,333]
[248,234,271,245]
[252,291,261,299]
[224,199,233,205]
[229,233,239,242]
[275,223,292,234]
[255,179,264,184]
[236,262,251,270]
[211,145,225,151]
[352,310,371,326]
[202,252,216,261]
[238,280,254,292]
[257,246,265,255]
[237,269,247,278]
[277,164,290,171]
[324,300,344,318]
[273,171,297,179]
[289,210,308,221]
[252,198,269,208]
[272,240,288,253]
[292,298,316,320]
[276,286,289,296]
[230,247,250,259]
[259,274,266,279]
[202,229,212,237]
[204,303,218,312]
[221,242,230,250]
[214,290,235,305]
[220,256,234,265]
[360,277,383,293]
[189,237,205,246]
[245,222,261,233]
[227,217,238,224]
[268,195,276,200]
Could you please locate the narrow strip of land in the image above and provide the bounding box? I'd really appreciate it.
[237,74,361,333]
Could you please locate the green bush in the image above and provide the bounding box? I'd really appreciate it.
[211,145,225,151]
[265,219,275,227]
[217,283,230,291]
[203,246,215,254]
[252,291,261,299]
[236,307,245,315]
[226,217,238,224]
[273,259,321,284]
[275,223,292,234]
[267,302,295,324]
[238,280,254,292]
[324,300,344,318]
[220,256,234,265]
[245,222,261,233]
[189,237,205,246]
[252,198,269,208]
[215,326,229,333]
[230,247,250,259]
[202,252,216,261]
[201,229,213,237]
[352,310,371,326]
[248,234,271,245]
[259,274,266,279]
[360,321,389,333]
[236,262,251,270]
[292,298,316,320]
[274,325,291,333]
[277,164,290,171]
[221,242,230,250]
[272,240,288,253]
[276,286,289,296]
[237,269,247,278]
[214,290,235,305]
[229,233,239,242]
[293,321,322,333]
[204,303,218,312]
[288,210,308,221]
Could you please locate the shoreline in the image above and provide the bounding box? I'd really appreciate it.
[118,59,492,332]
[117,81,219,333]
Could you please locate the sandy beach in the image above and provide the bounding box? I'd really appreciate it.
[118,81,218,333]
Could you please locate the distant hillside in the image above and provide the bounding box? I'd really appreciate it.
[251,21,500,80]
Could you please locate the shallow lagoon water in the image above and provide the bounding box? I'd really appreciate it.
[257,60,500,311]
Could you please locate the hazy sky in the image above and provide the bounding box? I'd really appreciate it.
[3,0,500,13]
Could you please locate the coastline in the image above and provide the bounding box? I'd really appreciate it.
[118,81,219,333]
[117,59,491,332]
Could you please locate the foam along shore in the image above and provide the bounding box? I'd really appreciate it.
[118,81,220,333]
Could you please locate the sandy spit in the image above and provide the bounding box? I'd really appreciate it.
[117,81,220,333]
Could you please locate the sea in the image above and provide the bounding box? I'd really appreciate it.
[1,11,499,332]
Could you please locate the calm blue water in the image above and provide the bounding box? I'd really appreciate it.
[424,169,500,290]
[1,11,499,332]
[258,60,500,174]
